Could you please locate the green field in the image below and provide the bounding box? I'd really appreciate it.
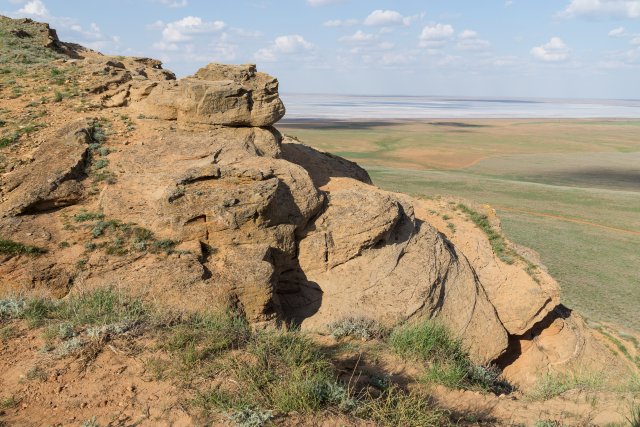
[280,119,640,332]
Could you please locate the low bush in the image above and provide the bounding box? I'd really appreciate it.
[328,316,386,341]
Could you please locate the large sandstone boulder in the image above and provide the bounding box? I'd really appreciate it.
[278,179,509,364]
[131,64,285,127]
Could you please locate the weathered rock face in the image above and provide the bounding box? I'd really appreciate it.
[0,121,91,217]
[0,34,618,387]
[131,63,285,127]
[284,181,509,363]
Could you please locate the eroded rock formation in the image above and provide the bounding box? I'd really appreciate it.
[0,18,626,387]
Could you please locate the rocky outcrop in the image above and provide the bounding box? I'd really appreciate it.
[131,63,285,127]
[285,181,509,363]
[0,18,620,386]
[0,121,91,217]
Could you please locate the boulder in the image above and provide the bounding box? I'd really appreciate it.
[282,181,509,364]
[130,64,286,127]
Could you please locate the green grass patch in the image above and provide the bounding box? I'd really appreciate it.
[0,237,47,256]
[0,287,147,329]
[627,401,640,427]
[456,203,514,264]
[58,287,147,327]
[0,325,18,341]
[163,311,250,367]
[194,330,353,417]
[357,385,449,427]
[0,122,45,148]
[72,214,177,256]
[0,395,18,410]
[390,319,510,393]
[73,211,105,222]
[527,371,605,400]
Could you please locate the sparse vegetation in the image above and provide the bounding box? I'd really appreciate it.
[528,371,605,400]
[390,319,511,393]
[70,213,177,256]
[626,402,640,427]
[58,287,147,327]
[358,385,449,427]
[163,310,250,368]
[456,204,514,264]
[534,420,563,427]
[0,395,18,410]
[0,122,45,148]
[0,237,47,256]
[0,325,18,341]
[328,316,386,341]
[73,210,105,222]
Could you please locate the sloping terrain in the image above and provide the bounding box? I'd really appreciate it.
[0,17,638,426]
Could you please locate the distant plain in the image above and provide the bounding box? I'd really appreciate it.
[279,119,640,332]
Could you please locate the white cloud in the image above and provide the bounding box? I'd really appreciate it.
[456,29,491,51]
[505,0,514,6]
[254,35,313,62]
[339,30,375,43]
[17,0,49,17]
[631,36,640,44]
[160,16,225,43]
[274,35,312,52]
[419,23,454,48]
[531,37,570,62]
[364,10,413,26]
[307,0,345,6]
[150,0,188,7]
[323,18,358,27]
[598,59,632,68]
[608,26,627,36]
[558,0,640,19]
[381,52,414,65]
[10,1,122,53]
[147,20,166,30]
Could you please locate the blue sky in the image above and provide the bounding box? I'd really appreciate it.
[2,0,640,98]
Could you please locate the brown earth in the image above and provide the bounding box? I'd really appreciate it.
[0,17,638,426]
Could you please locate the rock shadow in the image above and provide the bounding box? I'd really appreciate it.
[280,142,372,188]
[494,304,572,369]
[276,263,323,328]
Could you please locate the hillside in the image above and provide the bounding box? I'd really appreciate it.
[0,17,638,426]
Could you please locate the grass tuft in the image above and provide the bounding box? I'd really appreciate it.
[0,237,47,256]
[528,371,605,400]
[58,287,147,327]
[194,330,351,416]
[163,310,250,367]
[358,385,449,427]
[328,316,387,341]
[390,319,511,393]
[457,204,514,264]
[626,401,640,427]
